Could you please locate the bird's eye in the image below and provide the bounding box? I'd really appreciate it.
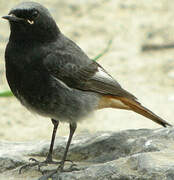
[32,10,39,19]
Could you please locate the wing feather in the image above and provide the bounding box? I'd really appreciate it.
[44,52,136,100]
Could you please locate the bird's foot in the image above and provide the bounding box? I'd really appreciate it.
[19,157,73,174]
[40,163,82,178]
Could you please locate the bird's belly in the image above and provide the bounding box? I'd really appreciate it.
[44,89,101,123]
[16,86,100,123]
[6,64,100,122]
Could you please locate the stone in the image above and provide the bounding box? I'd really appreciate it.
[0,128,174,179]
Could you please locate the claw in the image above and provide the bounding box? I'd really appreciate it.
[19,161,38,174]
[18,157,75,174]
[40,163,80,178]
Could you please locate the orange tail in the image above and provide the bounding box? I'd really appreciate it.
[98,96,172,127]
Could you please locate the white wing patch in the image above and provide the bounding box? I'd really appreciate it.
[95,67,114,81]
[51,75,72,91]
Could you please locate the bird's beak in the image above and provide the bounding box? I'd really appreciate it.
[2,14,25,23]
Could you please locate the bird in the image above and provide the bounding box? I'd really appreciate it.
[2,1,171,173]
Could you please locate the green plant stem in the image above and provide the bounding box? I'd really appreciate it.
[93,39,113,61]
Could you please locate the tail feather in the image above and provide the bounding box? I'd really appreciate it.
[119,97,171,127]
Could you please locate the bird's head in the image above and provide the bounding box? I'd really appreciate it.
[2,2,60,43]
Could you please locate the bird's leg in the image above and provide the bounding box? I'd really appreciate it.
[28,119,60,165]
[45,119,59,162]
[20,119,62,174]
[41,122,79,177]
[19,121,77,174]
[58,122,77,171]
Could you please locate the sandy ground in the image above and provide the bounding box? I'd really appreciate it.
[0,0,174,142]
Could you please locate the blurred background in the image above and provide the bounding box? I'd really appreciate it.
[0,0,173,142]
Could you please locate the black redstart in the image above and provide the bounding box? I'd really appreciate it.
[2,1,171,173]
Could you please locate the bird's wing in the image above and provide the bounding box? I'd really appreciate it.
[43,52,172,127]
[43,52,136,100]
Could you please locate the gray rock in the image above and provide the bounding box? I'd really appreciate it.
[0,128,174,179]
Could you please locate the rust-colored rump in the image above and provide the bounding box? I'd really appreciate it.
[97,95,130,110]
